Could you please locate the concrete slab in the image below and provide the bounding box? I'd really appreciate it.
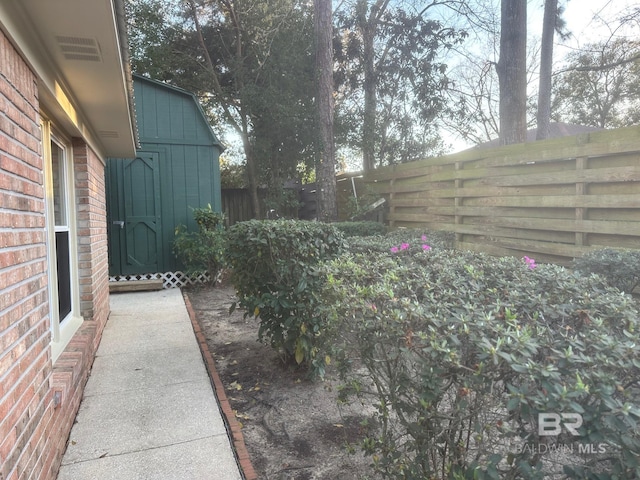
[97,320,196,355]
[62,379,228,463]
[84,346,207,397]
[57,288,243,480]
[57,435,242,480]
[106,309,190,326]
[109,289,186,313]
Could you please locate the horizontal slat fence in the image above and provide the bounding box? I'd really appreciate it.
[364,126,640,264]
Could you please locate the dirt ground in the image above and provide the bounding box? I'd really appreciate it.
[185,283,378,480]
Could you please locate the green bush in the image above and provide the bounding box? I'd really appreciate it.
[573,248,640,295]
[225,219,345,375]
[333,221,387,237]
[346,228,455,254]
[173,206,226,282]
[323,247,640,479]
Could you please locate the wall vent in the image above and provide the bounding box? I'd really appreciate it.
[99,131,120,139]
[56,36,102,62]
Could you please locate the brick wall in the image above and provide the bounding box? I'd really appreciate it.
[0,27,52,480]
[73,138,109,327]
[0,29,111,480]
[36,142,111,480]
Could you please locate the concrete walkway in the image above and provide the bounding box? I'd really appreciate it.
[57,289,243,480]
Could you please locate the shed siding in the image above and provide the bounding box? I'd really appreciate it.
[106,76,222,274]
[146,142,221,272]
[135,78,213,145]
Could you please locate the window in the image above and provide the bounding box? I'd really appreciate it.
[51,141,73,320]
[42,119,82,362]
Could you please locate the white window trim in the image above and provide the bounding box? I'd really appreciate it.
[42,119,83,363]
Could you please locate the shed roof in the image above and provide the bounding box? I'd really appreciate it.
[133,74,224,151]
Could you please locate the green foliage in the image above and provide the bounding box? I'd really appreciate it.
[333,221,387,238]
[225,220,345,375]
[219,157,247,188]
[128,0,319,201]
[555,38,640,128]
[344,190,379,220]
[263,187,301,219]
[173,206,226,282]
[573,248,640,295]
[125,0,185,80]
[334,3,466,167]
[347,228,455,253]
[323,247,640,479]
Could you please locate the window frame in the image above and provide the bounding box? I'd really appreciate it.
[41,117,83,362]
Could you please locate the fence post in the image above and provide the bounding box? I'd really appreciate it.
[389,168,396,228]
[575,156,588,247]
[455,161,463,246]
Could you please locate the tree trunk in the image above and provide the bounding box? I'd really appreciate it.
[536,0,557,140]
[497,0,527,145]
[187,0,262,218]
[241,135,262,219]
[314,0,337,222]
[360,4,376,172]
[358,0,390,172]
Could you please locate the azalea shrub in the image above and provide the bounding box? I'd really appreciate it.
[173,205,226,282]
[225,219,344,375]
[323,247,640,479]
[572,248,640,295]
[333,221,387,238]
[346,228,455,254]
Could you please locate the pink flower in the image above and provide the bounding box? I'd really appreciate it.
[422,244,431,251]
[390,246,399,253]
[523,256,537,269]
[421,234,427,242]
[400,243,410,250]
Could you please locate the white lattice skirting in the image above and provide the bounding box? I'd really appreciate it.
[109,271,212,289]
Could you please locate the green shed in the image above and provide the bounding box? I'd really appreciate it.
[106,75,223,281]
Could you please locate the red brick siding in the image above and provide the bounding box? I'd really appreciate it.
[73,139,109,326]
[0,29,51,480]
[1,30,111,480]
[34,142,110,480]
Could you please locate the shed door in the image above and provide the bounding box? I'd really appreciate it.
[108,152,162,275]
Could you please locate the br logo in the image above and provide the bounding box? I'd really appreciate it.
[538,413,583,436]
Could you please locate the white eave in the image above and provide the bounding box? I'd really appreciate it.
[0,0,136,158]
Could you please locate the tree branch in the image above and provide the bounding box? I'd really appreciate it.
[185,0,242,134]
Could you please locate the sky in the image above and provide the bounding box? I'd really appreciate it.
[440,0,639,151]
[537,0,637,55]
[218,0,639,163]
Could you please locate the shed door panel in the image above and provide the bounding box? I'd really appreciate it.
[122,153,162,274]
[106,152,163,276]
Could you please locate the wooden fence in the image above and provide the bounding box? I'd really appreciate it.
[221,187,299,225]
[223,173,370,224]
[364,125,640,264]
[221,188,258,226]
